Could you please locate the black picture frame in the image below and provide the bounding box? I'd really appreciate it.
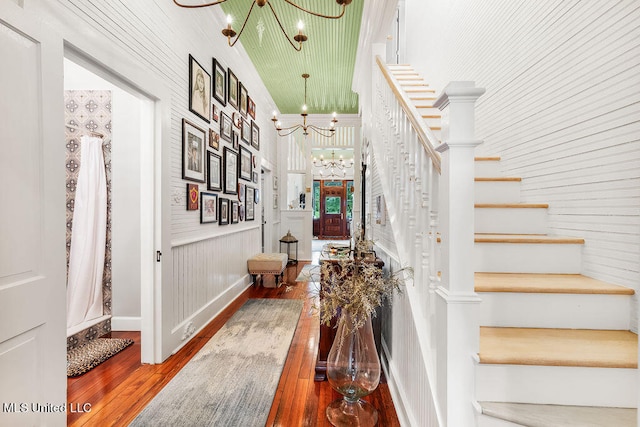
[239,145,252,182]
[189,55,211,123]
[212,57,226,106]
[182,118,206,183]
[208,128,219,151]
[227,68,239,110]
[245,186,255,220]
[251,121,260,150]
[239,83,248,117]
[219,197,229,225]
[248,96,256,119]
[200,192,218,224]
[207,151,222,191]
[241,118,251,144]
[231,200,239,224]
[220,112,232,142]
[223,147,238,195]
[232,130,239,150]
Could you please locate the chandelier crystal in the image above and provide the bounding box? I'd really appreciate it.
[272,73,338,137]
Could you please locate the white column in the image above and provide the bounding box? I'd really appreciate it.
[433,81,485,427]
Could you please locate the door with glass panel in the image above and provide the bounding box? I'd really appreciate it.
[319,180,349,239]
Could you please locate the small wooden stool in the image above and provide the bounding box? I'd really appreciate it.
[247,253,288,288]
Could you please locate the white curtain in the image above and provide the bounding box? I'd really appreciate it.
[67,136,107,329]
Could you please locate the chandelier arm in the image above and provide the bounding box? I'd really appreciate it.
[280,0,346,19]
[173,0,228,8]
[267,1,303,51]
[227,1,258,47]
[277,126,304,137]
[307,125,336,138]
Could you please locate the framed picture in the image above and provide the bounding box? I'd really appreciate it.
[238,182,245,202]
[212,57,226,106]
[211,104,219,122]
[252,171,258,183]
[219,198,229,225]
[207,151,222,191]
[239,204,245,221]
[254,188,260,203]
[231,200,239,223]
[220,112,232,142]
[187,183,199,210]
[208,129,219,150]
[245,186,255,220]
[239,145,252,181]
[189,55,211,123]
[227,68,239,110]
[248,96,256,119]
[251,121,260,150]
[223,147,238,195]
[273,194,278,209]
[273,175,278,190]
[239,83,248,117]
[232,130,239,150]
[200,192,218,223]
[182,119,206,183]
[241,118,251,144]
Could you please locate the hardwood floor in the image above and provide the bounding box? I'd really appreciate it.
[67,262,400,426]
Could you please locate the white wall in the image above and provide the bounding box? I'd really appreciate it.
[403,0,640,329]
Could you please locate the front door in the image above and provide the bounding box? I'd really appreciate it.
[0,4,67,426]
[319,180,349,239]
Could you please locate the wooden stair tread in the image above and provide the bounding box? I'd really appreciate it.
[421,114,441,119]
[399,82,428,86]
[479,327,638,368]
[475,156,501,161]
[475,203,549,209]
[475,177,522,182]
[475,273,635,295]
[475,234,585,244]
[480,402,637,427]
[404,87,436,93]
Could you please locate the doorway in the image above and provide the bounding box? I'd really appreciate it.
[63,55,156,362]
[313,180,353,239]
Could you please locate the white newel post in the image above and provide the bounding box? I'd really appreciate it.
[433,82,485,427]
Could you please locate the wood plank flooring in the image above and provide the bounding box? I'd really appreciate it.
[67,262,400,426]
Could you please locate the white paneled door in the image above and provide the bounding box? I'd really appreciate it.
[0,4,67,426]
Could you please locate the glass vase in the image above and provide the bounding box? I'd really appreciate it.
[326,310,381,426]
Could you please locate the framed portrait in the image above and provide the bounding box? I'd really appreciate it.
[232,130,239,150]
[238,182,245,202]
[200,192,218,223]
[231,200,239,224]
[223,147,238,195]
[182,119,206,183]
[219,198,229,225]
[239,145,252,182]
[239,83,248,117]
[241,118,251,144]
[239,204,245,221]
[208,129,219,150]
[207,151,222,191]
[248,96,256,119]
[211,104,219,122]
[227,68,239,110]
[187,183,199,211]
[245,186,255,220]
[189,55,211,123]
[251,121,260,150]
[220,112,233,142]
[212,57,226,106]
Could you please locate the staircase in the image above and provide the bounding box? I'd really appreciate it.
[385,64,638,426]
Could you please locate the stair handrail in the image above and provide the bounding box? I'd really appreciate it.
[375,55,442,174]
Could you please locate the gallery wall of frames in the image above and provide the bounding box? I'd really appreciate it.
[182,54,261,226]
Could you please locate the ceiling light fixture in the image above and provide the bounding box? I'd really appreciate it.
[173,0,352,51]
[271,73,338,137]
[313,150,353,178]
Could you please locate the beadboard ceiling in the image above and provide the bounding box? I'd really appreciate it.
[219,0,363,114]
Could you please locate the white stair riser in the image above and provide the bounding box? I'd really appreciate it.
[477,413,524,427]
[475,181,521,204]
[475,243,582,273]
[475,208,547,234]
[476,364,637,407]
[478,293,631,329]
[475,161,502,177]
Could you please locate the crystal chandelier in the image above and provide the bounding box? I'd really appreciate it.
[271,73,338,137]
[172,0,352,51]
[313,150,353,178]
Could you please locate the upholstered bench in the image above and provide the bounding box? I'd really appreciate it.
[247,253,288,288]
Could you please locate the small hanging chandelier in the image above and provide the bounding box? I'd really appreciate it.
[173,0,352,51]
[313,150,353,178]
[271,73,338,137]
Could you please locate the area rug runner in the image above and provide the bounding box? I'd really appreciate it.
[295,264,320,283]
[130,298,303,426]
[67,338,134,377]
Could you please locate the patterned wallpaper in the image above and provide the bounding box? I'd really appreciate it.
[64,90,113,351]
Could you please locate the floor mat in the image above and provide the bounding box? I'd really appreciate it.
[67,337,134,377]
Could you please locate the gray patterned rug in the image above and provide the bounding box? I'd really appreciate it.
[130,298,303,426]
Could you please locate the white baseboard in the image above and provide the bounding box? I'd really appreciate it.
[111,316,142,331]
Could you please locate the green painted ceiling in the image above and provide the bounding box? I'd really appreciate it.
[220,0,363,114]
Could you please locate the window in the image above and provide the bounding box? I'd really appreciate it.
[325,196,341,214]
